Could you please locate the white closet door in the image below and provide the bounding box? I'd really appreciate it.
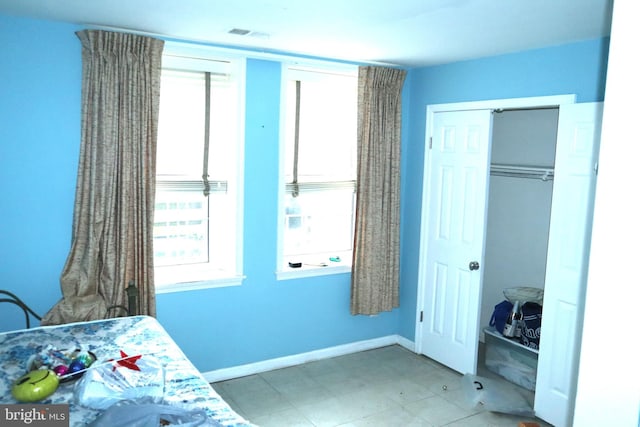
[534,102,603,427]
[417,110,492,375]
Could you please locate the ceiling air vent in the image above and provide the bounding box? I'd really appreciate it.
[228,28,251,36]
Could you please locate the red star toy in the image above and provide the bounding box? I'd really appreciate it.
[111,350,142,371]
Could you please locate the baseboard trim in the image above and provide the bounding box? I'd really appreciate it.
[202,334,416,383]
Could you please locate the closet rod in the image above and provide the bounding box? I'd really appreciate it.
[490,164,554,181]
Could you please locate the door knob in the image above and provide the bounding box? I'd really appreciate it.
[469,261,480,271]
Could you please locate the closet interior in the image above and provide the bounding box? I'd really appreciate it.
[480,107,559,391]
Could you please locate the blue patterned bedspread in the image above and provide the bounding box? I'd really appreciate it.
[0,315,255,426]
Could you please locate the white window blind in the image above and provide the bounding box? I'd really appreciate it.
[154,46,244,291]
[279,65,358,274]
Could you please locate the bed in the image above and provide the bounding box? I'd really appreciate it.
[0,315,255,426]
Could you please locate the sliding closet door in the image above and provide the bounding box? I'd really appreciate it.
[534,102,603,427]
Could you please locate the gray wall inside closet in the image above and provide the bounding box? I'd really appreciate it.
[480,108,559,334]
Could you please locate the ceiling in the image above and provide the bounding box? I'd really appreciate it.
[0,0,614,67]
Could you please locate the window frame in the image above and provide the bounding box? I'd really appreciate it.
[276,62,358,280]
[154,42,246,294]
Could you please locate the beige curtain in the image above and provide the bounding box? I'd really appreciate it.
[351,66,406,315]
[41,30,164,325]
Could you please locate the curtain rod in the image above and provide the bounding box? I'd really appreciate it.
[84,24,402,68]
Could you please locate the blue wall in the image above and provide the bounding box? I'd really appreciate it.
[0,17,81,331]
[0,13,608,373]
[397,38,609,339]
[157,58,400,371]
[0,15,400,372]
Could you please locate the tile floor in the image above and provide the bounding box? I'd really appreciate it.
[212,344,553,427]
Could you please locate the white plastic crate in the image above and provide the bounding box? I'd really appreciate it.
[483,327,538,391]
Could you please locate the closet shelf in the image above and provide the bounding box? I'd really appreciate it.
[490,163,554,181]
[484,327,539,355]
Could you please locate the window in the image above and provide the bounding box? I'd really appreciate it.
[278,65,358,277]
[154,45,245,292]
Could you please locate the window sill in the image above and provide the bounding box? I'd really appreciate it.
[276,264,352,280]
[155,276,245,294]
